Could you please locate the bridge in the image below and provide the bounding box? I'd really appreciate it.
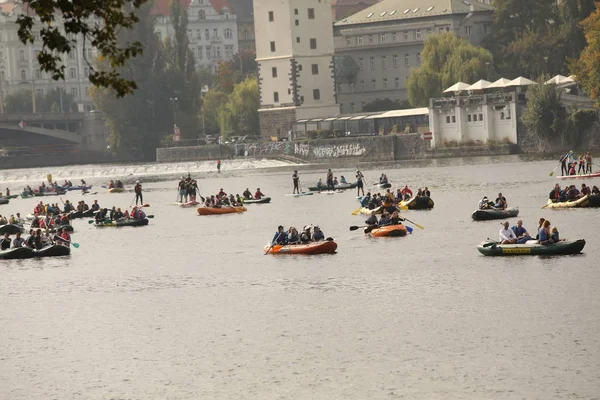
[0,112,85,147]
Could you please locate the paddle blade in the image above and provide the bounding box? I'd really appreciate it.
[88,220,94,224]
[147,215,154,218]
[351,208,360,215]
[72,242,80,248]
[349,226,361,231]
[406,226,414,234]
[549,171,554,177]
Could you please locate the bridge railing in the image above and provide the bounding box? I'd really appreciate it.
[0,144,78,156]
[0,112,85,121]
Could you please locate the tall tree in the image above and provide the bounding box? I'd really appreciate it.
[201,90,229,135]
[407,33,492,107]
[570,2,600,105]
[17,0,151,96]
[219,77,259,138]
[92,2,171,160]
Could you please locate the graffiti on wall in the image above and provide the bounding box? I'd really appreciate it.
[294,143,310,158]
[294,143,367,159]
[241,142,292,156]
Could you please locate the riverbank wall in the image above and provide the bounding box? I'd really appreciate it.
[0,150,123,169]
[156,134,524,164]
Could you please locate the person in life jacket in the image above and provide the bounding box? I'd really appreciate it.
[254,188,265,200]
[108,180,115,189]
[134,181,143,205]
[400,185,413,201]
[549,184,561,201]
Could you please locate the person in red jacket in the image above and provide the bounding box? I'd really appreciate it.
[254,188,265,200]
[400,185,413,201]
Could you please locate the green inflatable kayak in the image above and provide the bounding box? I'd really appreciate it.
[242,197,271,204]
[0,224,24,235]
[472,207,519,221]
[94,218,149,228]
[477,239,586,256]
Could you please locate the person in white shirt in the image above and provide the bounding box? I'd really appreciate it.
[499,221,517,244]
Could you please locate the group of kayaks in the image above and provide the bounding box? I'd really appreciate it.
[0,245,71,260]
[543,194,600,209]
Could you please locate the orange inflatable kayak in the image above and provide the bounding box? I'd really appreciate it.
[197,206,247,215]
[265,240,338,255]
[367,224,408,237]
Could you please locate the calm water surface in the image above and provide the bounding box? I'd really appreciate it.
[1,156,599,399]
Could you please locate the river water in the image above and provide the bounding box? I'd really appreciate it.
[1,156,599,399]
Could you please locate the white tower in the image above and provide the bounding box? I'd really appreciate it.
[254,0,340,140]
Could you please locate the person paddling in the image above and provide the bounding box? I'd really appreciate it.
[134,181,143,205]
[292,170,300,194]
[272,225,288,245]
[356,170,365,196]
[0,233,11,250]
[254,188,265,200]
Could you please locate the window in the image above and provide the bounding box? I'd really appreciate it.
[71,87,78,97]
[467,114,472,122]
[83,67,89,76]
[404,53,410,67]
[213,28,218,38]
[197,29,201,40]
[68,51,75,60]
[350,103,355,113]
[416,53,421,65]
[483,24,490,34]
[198,10,206,20]
[296,37,300,43]
[393,55,398,67]
[224,29,232,39]
[369,35,374,44]
[298,64,302,71]
[308,8,315,19]
[294,8,298,15]
[370,57,375,69]
[19,50,25,61]
[35,69,41,80]
[446,116,451,123]
[205,29,210,39]
[415,30,422,39]
[270,41,276,52]
[216,46,221,58]
[272,67,277,77]
[69,67,76,78]
[310,38,317,49]
[392,33,397,41]
[479,113,483,121]
[36,88,44,95]
[20,69,26,80]
[268,11,274,21]
[427,28,432,36]
[452,116,456,123]
[382,56,386,69]
[394,77,400,88]
[311,64,319,74]
[383,78,388,89]
[465,26,472,35]
[371,79,376,90]
[187,30,192,40]
[197,46,203,59]
[274,92,279,102]
[403,31,408,40]
[500,112,505,120]
[295,19,299,26]
[206,45,212,59]
[346,36,351,46]
[313,89,320,100]
[225,45,233,57]
[380,33,386,43]
[360,80,365,91]
[357,36,363,45]
[359,57,363,69]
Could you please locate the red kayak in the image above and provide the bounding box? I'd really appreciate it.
[265,240,337,255]
[177,200,199,208]
[557,172,600,179]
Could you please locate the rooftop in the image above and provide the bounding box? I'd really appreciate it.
[334,0,494,26]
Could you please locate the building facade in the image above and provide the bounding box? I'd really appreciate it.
[153,0,239,73]
[254,0,340,140]
[333,0,494,114]
[228,0,256,54]
[0,1,96,113]
[331,0,381,22]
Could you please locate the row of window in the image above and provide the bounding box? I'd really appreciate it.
[271,38,318,52]
[12,48,95,62]
[195,45,234,60]
[195,8,231,21]
[271,63,321,78]
[359,53,421,70]
[273,89,320,103]
[13,65,91,81]
[345,77,405,92]
[269,7,316,22]
[344,24,489,46]
[186,28,234,41]
[33,86,87,97]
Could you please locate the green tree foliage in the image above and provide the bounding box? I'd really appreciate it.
[521,81,566,144]
[200,90,229,135]
[5,88,74,113]
[407,33,492,107]
[486,0,596,78]
[17,0,150,96]
[570,2,600,105]
[91,2,171,160]
[218,76,259,139]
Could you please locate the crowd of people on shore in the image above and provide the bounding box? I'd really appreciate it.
[499,218,562,246]
[548,183,600,202]
[271,225,326,245]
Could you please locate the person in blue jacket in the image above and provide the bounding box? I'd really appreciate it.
[511,220,532,244]
[272,225,288,245]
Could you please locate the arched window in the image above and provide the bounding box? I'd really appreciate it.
[69,67,76,78]
[198,10,206,20]
[20,69,26,80]
[224,28,232,39]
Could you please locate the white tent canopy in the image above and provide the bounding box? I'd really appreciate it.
[507,76,536,87]
[487,78,511,89]
[467,79,491,90]
[546,74,575,85]
[443,82,470,93]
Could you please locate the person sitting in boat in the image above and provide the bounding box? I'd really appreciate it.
[316,178,324,190]
[133,208,146,220]
[511,220,532,244]
[12,232,25,248]
[53,228,64,245]
[567,185,579,201]
[31,216,41,228]
[8,214,15,225]
[272,225,288,245]
[592,186,600,195]
[63,200,74,213]
[0,215,7,225]
[108,180,115,189]
[254,188,265,200]
[379,174,389,185]
[94,209,107,224]
[333,177,339,186]
[499,221,517,244]
[538,220,556,245]
[59,228,71,248]
[378,212,391,226]
[384,189,394,203]
[91,200,100,212]
[40,214,54,229]
[311,226,325,241]
[0,233,11,250]
[52,214,61,226]
[549,184,561,201]
[360,193,371,208]
[580,184,590,196]
[219,188,228,198]
[242,188,252,200]
[416,188,423,197]
[365,214,378,229]
[34,229,45,250]
[288,227,300,244]
[59,214,70,226]
[116,180,123,189]
[340,176,347,184]
[15,213,24,226]
[568,164,576,176]
[551,227,562,242]
[401,185,413,201]
[221,195,231,206]
[300,226,312,243]
[494,193,507,209]
[478,196,491,210]
[423,187,431,197]
[390,211,404,225]
[235,194,243,205]
[25,229,35,248]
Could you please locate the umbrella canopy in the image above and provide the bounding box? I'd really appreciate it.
[443,82,470,93]
[506,76,536,87]
[467,79,491,90]
[487,78,511,89]
[546,74,575,85]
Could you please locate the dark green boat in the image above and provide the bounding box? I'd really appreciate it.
[0,224,24,235]
[35,244,71,257]
[308,183,357,191]
[242,197,271,204]
[477,239,586,256]
[472,207,519,221]
[0,245,71,259]
[93,218,149,228]
[0,247,35,260]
